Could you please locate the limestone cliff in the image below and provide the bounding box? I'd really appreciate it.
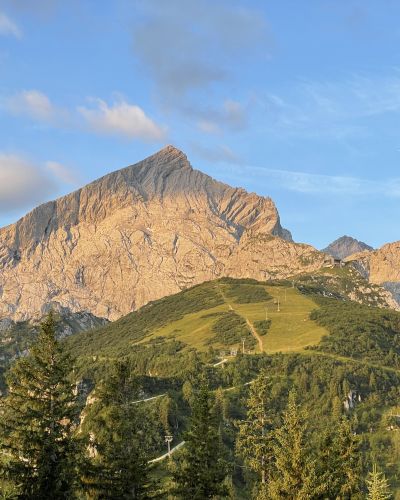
[344,241,400,305]
[0,146,327,321]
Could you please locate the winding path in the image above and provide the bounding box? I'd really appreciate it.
[217,284,263,353]
[246,318,263,353]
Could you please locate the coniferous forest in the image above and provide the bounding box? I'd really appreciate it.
[1,277,400,498]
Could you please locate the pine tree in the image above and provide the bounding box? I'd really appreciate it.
[172,379,230,498]
[236,374,274,495]
[366,464,392,500]
[82,361,149,498]
[267,390,321,500]
[319,415,362,498]
[334,416,362,498]
[0,312,83,498]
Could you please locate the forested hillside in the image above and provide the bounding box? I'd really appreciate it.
[2,275,400,497]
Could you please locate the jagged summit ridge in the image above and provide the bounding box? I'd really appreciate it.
[0,145,290,255]
[323,235,373,260]
[0,146,326,321]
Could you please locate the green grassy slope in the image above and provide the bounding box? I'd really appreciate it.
[66,278,329,358]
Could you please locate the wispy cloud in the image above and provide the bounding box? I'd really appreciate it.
[258,72,400,139]
[223,163,400,198]
[7,90,58,121]
[0,12,21,38]
[78,98,166,141]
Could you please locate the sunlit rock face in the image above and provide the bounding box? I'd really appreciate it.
[345,241,400,306]
[0,145,327,321]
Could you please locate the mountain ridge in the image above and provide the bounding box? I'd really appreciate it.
[0,145,292,256]
[322,235,373,260]
[0,146,327,322]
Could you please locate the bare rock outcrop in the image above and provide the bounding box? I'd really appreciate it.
[344,241,400,306]
[0,146,327,321]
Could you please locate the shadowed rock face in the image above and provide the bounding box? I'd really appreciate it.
[323,236,373,260]
[0,146,327,321]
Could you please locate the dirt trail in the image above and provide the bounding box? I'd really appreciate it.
[217,284,263,353]
[246,318,263,353]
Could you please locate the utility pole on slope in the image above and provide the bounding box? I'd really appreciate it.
[277,298,280,312]
[241,337,245,354]
[265,307,268,321]
[165,435,173,458]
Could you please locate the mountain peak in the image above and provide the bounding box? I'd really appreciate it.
[156,144,187,158]
[0,146,313,322]
[323,235,373,260]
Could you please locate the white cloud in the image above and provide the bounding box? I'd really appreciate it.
[45,161,78,185]
[7,90,56,121]
[78,98,166,141]
[0,155,81,217]
[0,154,56,213]
[5,90,165,142]
[0,12,21,38]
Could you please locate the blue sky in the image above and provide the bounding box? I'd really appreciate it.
[0,0,399,248]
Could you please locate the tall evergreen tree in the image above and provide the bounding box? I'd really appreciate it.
[236,374,274,497]
[172,379,230,498]
[318,414,362,498]
[82,361,149,498]
[320,415,362,498]
[366,464,392,500]
[267,390,321,500]
[0,312,83,498]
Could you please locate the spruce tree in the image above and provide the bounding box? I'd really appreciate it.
[329,416,362,498]
[0,312,83,498]
[267,390,321,500]
[236,374,274,496]
[172,379,230,498]
[318,414,361,498]
[82,361,149,498]
[366,464,392,500]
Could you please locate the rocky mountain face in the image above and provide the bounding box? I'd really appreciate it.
[0,146,331,322]
[323,236,373,260]
[344,241,400,305]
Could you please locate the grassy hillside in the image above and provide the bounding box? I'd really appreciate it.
[66,278,329,359]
